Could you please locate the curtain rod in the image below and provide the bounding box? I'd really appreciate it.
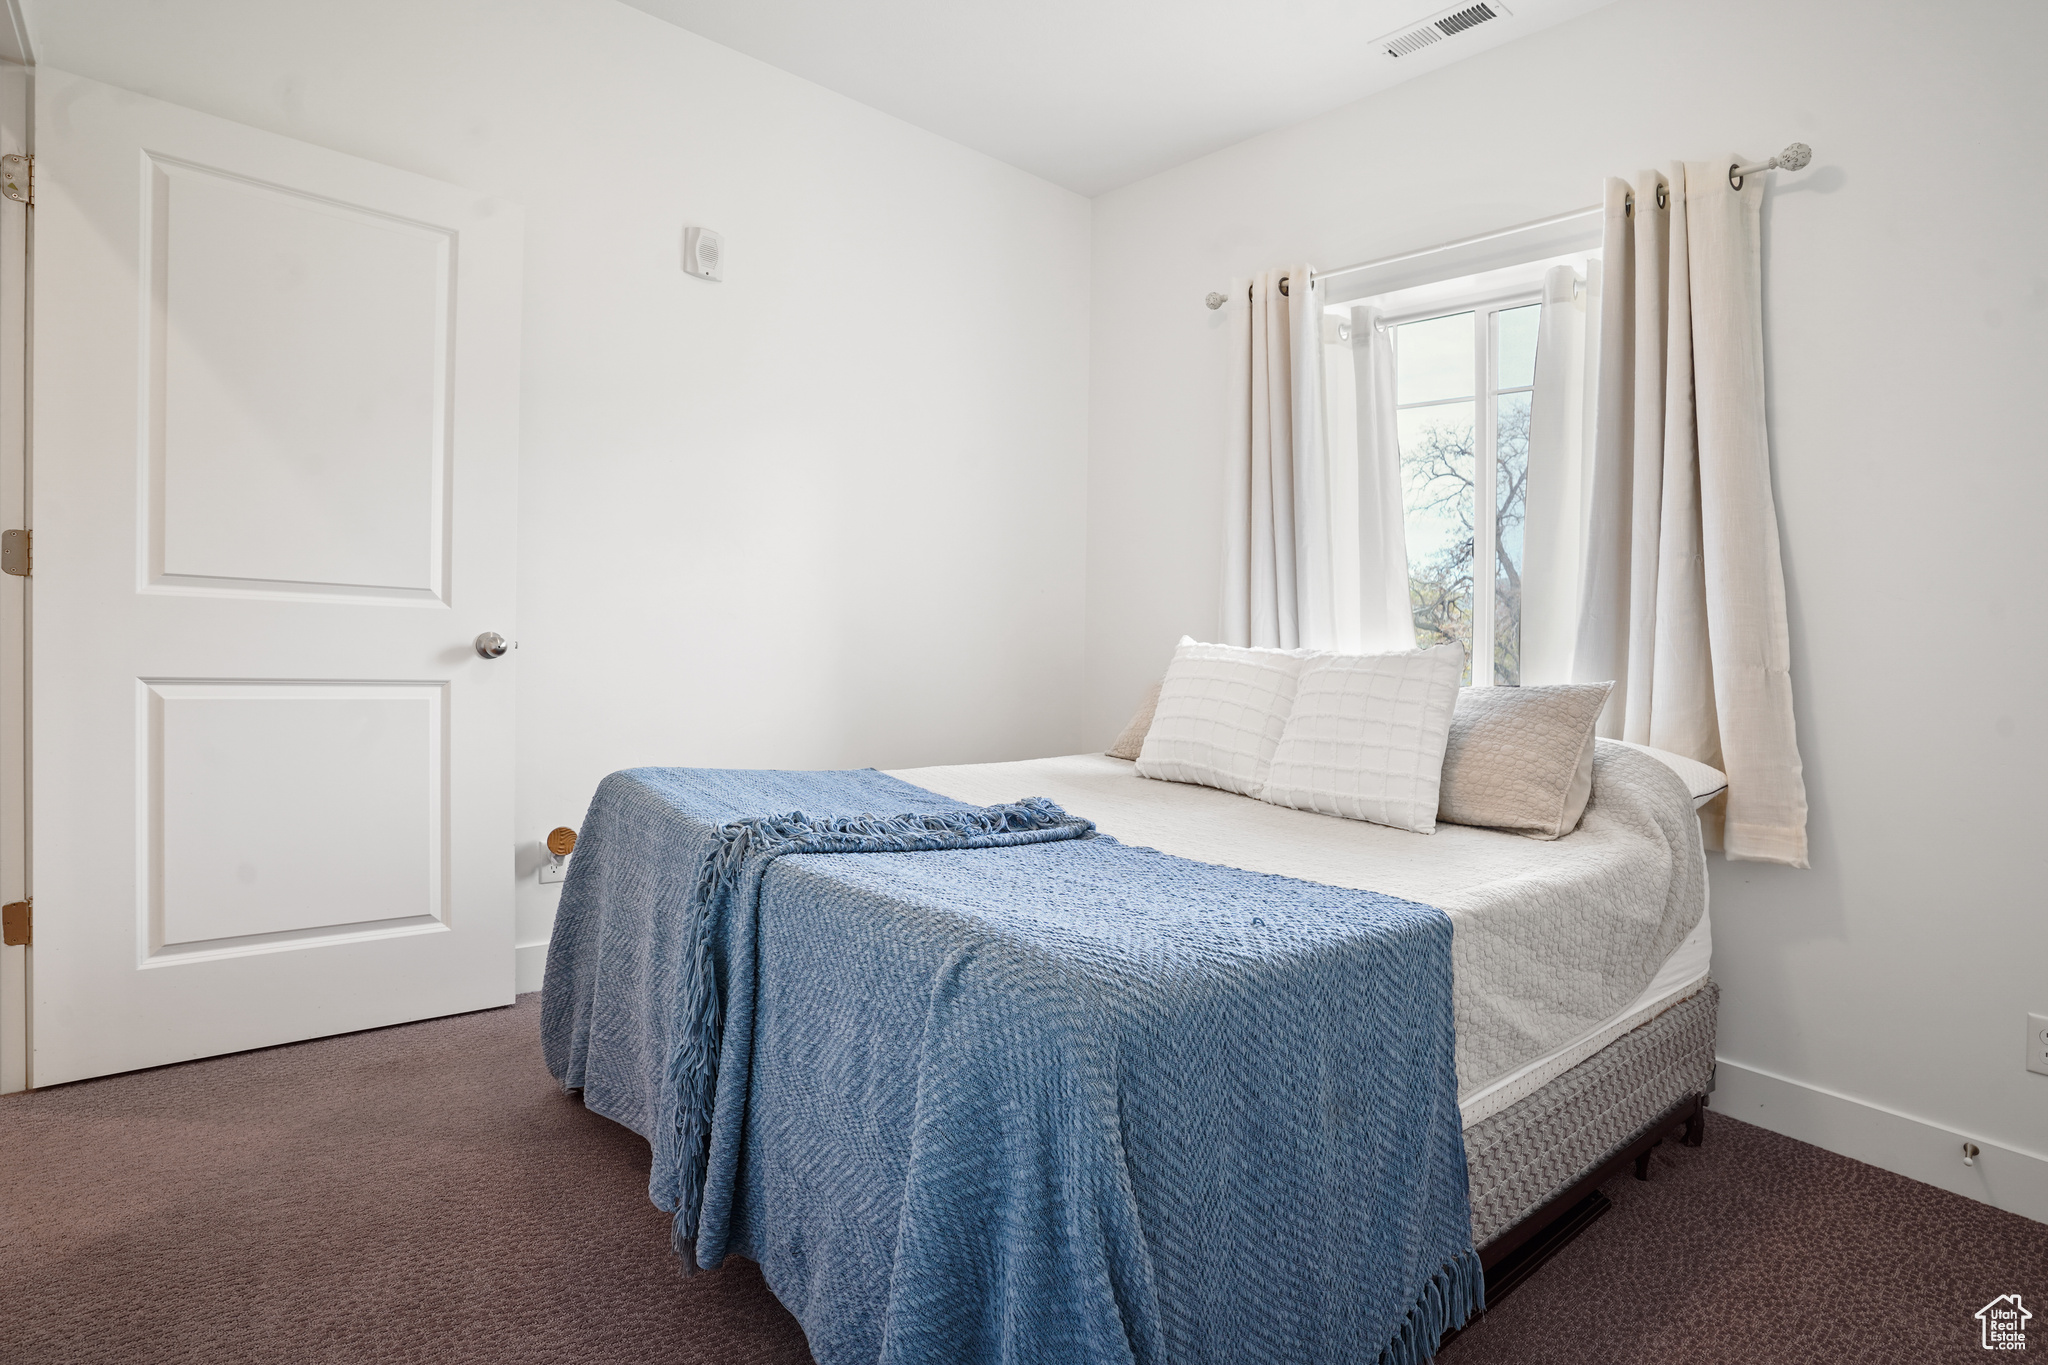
[1202,143,1813,309]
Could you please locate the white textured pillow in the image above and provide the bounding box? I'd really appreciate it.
[1134,638,1320,797]
[1618,741,1729,810]
[1106,680,1162,761]
[1436,683,1614,839]
[1259,643,1466,833]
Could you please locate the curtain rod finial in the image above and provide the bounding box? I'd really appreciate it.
[1205,291,1227,310]
[1730,142,1814,189]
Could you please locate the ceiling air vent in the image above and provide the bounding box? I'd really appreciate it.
[1375,0,1511,58]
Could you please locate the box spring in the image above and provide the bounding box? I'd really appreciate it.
[1465,980,1719,1249]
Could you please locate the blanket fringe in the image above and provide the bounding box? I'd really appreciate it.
[1378,1247,1486,1365]
[665,798,1094,1252]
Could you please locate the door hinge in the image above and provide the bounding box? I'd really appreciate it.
[1,528,27,576]
[0,153,29,206]
[1,900,27,947]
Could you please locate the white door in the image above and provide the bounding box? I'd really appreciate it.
[27,69,522,1086]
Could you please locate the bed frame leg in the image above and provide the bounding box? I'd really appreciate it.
[1634,1095,1708,1181]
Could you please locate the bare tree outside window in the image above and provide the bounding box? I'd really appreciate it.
[1390,300,1537,686]
[1401,398,1527,684]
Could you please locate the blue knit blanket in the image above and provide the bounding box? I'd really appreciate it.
[542,767,1481,1365]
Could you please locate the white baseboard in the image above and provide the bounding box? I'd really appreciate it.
[515,940,548,995]
[1713,1057,2048,1226]
[0,941,25,1094]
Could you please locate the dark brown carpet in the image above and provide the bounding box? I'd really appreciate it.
[3,996,2042,1364]
[1440,1104,2048,1364]
[1,996,810,1365]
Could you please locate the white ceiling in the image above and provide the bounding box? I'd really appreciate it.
[619,0,1613,196]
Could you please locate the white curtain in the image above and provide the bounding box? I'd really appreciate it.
[1223,265,1336,649]
[1347,307,1418,654]
[1520,262,1599,684]
[1321,314,1364,652]
[1572,162,1809,867]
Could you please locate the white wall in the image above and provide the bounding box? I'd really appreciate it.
[33,0,1093,970]
[1088,0,2048,1210]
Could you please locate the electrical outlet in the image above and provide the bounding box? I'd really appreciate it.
[539,853,570,885]
[2029,1014,2048,1077]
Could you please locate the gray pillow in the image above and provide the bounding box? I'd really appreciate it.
[1106,681,1162,760]
[1436,682,1614,839]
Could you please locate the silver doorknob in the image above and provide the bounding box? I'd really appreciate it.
[474,632,512,659]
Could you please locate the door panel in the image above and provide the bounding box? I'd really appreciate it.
[150,682,443,952]
[30,69,522,1085]
[152,156,450,597]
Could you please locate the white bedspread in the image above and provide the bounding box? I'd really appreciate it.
[890,740,1708,1126]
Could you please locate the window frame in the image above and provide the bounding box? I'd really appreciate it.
[1388,288,1540,686]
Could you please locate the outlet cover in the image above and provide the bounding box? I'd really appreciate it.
[2029,1014,2048,1076]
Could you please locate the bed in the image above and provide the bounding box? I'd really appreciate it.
[543,739,1713,1363]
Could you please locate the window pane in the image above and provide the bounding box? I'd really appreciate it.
[1395,312,1474,405]
[1497,303,1541,391]
[1493,392,1530,686]
[1398,402,1475,683]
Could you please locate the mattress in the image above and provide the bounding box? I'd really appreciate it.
[1464,897,1709,1124]
[890,740,1708,1128]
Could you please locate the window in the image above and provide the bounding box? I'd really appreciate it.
[1391,298,1538,685]
[1321,218,1600,683]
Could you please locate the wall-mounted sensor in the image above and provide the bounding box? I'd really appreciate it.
[684,226,723,281]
